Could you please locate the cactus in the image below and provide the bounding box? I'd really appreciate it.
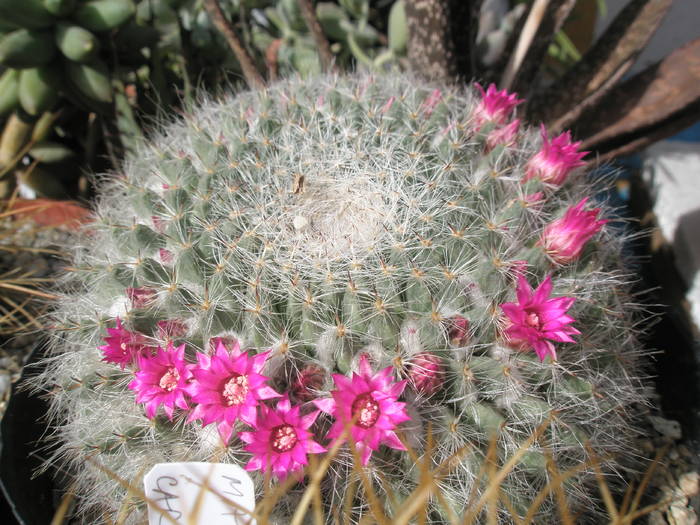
[31,73,649,523]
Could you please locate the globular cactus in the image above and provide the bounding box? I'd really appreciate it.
[31,73,649,523]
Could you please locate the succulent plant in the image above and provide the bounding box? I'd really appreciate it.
[32,73,649,523]
[0,0,137,116]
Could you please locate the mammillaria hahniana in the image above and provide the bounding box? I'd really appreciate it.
[31,73,648,523]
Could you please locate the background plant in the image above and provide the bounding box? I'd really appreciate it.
[31,72,651,523]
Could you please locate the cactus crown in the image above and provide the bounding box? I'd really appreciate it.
[32,73,648,523]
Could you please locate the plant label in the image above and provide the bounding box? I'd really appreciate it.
[143,462,256,525]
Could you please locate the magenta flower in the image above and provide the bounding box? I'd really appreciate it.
[524,125,587,185]
[473,83,523,129]
[187,340,280,444]
[99,318,149,369]
[239,397,326,480]
[486,118,520,151]
[408,353,444,395]
[500,275,580,362]
[540,198,608,264]
[314,355,410,465]
[128,343,192,419]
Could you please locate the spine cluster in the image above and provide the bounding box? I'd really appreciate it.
[31,73,649,523]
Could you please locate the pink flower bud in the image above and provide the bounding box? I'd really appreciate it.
[151,216,166,233]
[447,315,470,347]
[524,125,587,186]
[381,96,396,114]
[408,352,444,395]
[159,248,173,264]
[540,198,607,264]
[486,119,520,151]
[291,365,327,403]
[421,89,442,116]
[157,319,188,340]
[208,335,239,353]
[472,83,523,130]
[126,287,156,309]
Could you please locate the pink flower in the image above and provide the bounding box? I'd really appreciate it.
[239,397,326,480]
[126,287,156,309]
[187,340,280,444]
[128,343,192,419]
[421,88,442,116]
[486,118,520,150]
[447,315,470,347]
[99,318,149,369]
[524,125,587,185]
[500,275,580,362]
[314,355,410,465]
[408,353,444,395]
[540,198,608,264]
[473,83,523,129]
[291,365,327,403]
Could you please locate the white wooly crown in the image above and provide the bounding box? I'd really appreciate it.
[30,73,650,523]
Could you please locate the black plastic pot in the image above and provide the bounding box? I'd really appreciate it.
[0,353,57,525]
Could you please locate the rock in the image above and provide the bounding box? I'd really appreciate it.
[649,510,668,525]
[679,472,700,498]
[640,439,656,454]
[668,504,697,525]
[0,371,10,401]
[649,415,683,440]
[679,445,693,459]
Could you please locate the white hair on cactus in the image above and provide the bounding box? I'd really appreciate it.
[27,72,650,524]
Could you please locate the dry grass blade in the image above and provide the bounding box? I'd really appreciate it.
[544,449,575,525]
[497,488,523,525]
[0,281,58,300]
[500,0,550,91]
[467,418,552,522]
[86,459,180,525]
[523,458,591,523]
[0,294,43,331]
[509,0,577,96]
[627,445,668,518]
[586,445,619,521]
[55,422,677,524]
[50,483,76,525]
[289,425,350,525]
[346,434,391,525]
